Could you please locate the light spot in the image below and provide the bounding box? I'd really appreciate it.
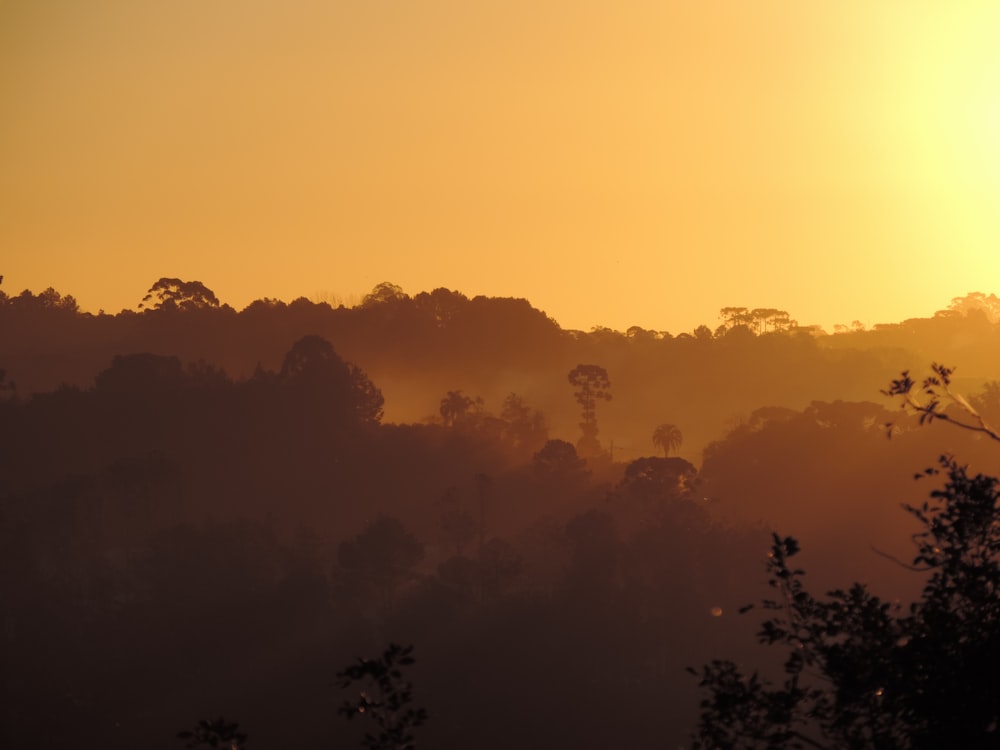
[710,606,723,617]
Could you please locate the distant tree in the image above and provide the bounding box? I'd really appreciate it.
[499,392,548,453]
[338,517,424,611]
[626,325,658,341]
[362,281,408,307]
[413,287,468,326]
[719,307,752,330]
[479,537,522,599]
[439,390,480,428]
[568,364,612,457]
[692,324,714,341]
[94,353,185,395]
[438,486,477,556]
[533,439,590,485]
[177,717,247,749]
[652,423,683,457]
[615,456,699,530]
[280,335,384,424]
[337,643,428,750]
[752,308,792,334]
[140,278,220,311]
[940,291,1000,323]
[970,381,1000,425]
[619,456,697,498]
[8,287,79,312]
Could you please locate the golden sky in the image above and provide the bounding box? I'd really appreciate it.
[2,0,999,333]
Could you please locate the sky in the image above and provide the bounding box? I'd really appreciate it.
[2,0,999,334]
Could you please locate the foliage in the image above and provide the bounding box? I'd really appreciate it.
[690,365,1000,748]
[652,423,683,457]
[338,643,428,750]
[532,439,590,484]
[338,517,425,610]
[719,306,793,335]
[882,362,1000,442]
[280,334,385,424]
[177,717,247,749]
[568,364,611,456]
[141,278,221,311]
[363,281,409,307]
[439,389,481,428]
[691,456,1000,748]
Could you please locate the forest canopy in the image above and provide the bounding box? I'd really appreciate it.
[2,280,1000,749]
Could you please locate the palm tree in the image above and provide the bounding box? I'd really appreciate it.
[652,423,683,457]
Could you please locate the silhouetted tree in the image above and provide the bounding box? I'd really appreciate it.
[691,366,1000,748]
[177,717,247,749]
[94,352,185,395]
[362,282,408,307]
[532,439,589,485]
[338,643,428,750]
[338,517,424,612]
[140,278,220,311]
[280,335,384,424]
[719,306,752,331]
[690,457,1000,749]
[940,291,1000,323]
[438,486,476,556]
[499,392,548,453]
[619,456,696,500]
[439,390,479,428]
[692,324,714,341]
[652,423,683,457]
[883,363,1000,442]
[568,364,611,457]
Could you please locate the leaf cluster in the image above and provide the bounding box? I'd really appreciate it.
[882,363,1000,441]
[337,643,428,750]
[690,457,1000,749]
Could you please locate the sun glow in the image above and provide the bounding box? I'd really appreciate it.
[1,1,999,331]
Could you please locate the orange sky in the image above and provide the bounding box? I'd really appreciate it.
[2,1,999,333]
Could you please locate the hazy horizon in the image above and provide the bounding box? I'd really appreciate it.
[0,273,981,336]
[4,1,999,336]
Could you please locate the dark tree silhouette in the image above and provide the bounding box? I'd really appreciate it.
[177,717,247,749]
[140,278,221,311]
[652,423,683,457]
[362,281,408,307]
[438,486,477,556]
[280,334,384,424]
[568,364,611,457]
[690,365,1000,748]
[338,643,428,750]
[690,458,1000,749]
[499,392,548,453]
[94,352,186,395]
[532,439,589,484]
[439,390,479,428]
[338,517,424,612]
[883,362,1000,442]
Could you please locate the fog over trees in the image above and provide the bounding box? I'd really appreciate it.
[3,280,1000,748]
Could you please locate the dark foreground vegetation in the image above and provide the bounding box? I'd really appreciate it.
[3,280,1000,748]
